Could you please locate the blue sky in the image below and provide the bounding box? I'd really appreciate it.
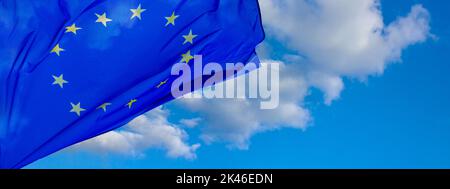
[28,0,450,168]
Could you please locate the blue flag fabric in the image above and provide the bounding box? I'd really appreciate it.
[0,0,264,168]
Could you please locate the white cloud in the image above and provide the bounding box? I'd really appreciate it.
[179,118,202,128]
[172,0,431,148]
[176,62,311,149]
[260,0,430,101]
[73,107,200,159]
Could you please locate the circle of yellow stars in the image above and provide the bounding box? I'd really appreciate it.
[49,4,199,117]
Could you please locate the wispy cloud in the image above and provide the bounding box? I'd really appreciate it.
[179,118,202,128]
[72,107,200,159]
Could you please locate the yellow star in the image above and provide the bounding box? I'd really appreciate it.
[130,4,146,20]
[156,79,169,88]
[51,44,64,56]
[183,30,197,45]
[70,102,86,116]
[65,23,82,34]
[126,99,137,109]
[97,102,112,112]
[181,50,194,64]
[52,74,68,88]
[95,12,112,27]
[165,12,179,26]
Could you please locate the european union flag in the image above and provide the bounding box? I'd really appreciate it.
[0,0,264,168]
